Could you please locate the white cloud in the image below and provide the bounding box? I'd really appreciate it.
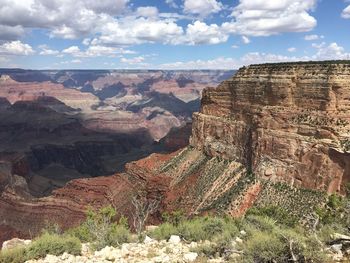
[62,46,81,55]
[342,5,350,18]
[95,17,184,45]
[120,56,148,66]
[82,38,91,46]
[222,0,317,36]
[311,42,325,49]
[71,59,82,63]
[179,21,228,45]
[136,6,159,18]
[61,59,82,64]
[304,34,324,41]
[312,42,350,60]
[241,36,250,44]
[287,47,296,52]
[158,42,350,69]
[0,0,128,40]
[62,45,135,57]
[231,45,239,49]
[38,45,59,55]
[0,40,34,55]
[165,0,178,8]
[183,0,223,17]
[158,53,310,69]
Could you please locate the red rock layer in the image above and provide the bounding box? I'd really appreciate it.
[0,153,174,240]
[190,62,350,193]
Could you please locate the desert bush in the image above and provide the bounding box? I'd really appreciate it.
[238,216,328,263]
[150,216,239,247]
[247,205,298,227]
[108,224,131,247]
[240,231,287,262]
[192,243,218,258]
[68,205,131,250]
[162,210,185,227]
[0,246,28,263]
[316,194,350,227]
[26,233,81,259]
[149,222,178,240]
[243,215,277,234]
[0,233,81,262]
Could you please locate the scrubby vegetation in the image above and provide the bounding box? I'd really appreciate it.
[148,195,350,263]
[67,205,131,250]
[1,190,349,263]
[0,233,81,263]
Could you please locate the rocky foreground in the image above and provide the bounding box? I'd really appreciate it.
[2,231,349,263]
[16,235,227,263]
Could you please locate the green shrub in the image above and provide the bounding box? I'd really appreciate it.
[149,223,178,240]
[239,218,328,263]
[240,231,287,263]
[192,243,218,258]
[247,205,298,227]
[66,224,92,243]
[27,233,81,259]
[162,210,185,227]
[67,206,131,250]
[0,233,81,262]
[316,194,349,227]
[108,225,131,247]
[149,216,239,245]
[0,246,28,263]
[243,215,277,234]
[178,218,208,241]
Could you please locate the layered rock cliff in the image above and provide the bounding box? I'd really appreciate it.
[2,62,350,243]
[190,62,350,194]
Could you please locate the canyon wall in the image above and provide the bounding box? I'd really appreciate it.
[2,62,350,243]
[190,62,350,193]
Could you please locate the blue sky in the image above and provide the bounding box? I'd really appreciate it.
[0,0,350,69]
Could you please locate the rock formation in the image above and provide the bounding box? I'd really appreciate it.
[191,62,350,194]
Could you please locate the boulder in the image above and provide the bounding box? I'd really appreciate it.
[1,238,31,250]
[183,252,198,262]
[168,235,181,244]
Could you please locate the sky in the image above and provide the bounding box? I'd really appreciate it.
[0,0,350,69]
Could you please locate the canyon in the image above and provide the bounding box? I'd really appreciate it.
[1,62,350,244]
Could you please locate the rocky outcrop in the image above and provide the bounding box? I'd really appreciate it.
[190,62,350,194]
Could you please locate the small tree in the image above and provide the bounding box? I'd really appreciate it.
[131,194,160,239]
[85,205,116,249]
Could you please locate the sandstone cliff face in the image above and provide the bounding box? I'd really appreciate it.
[190,62,350,193]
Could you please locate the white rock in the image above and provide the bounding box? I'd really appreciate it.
[2,238,32,250]
[60,252,69,260]
[44,254,59,263]
[144,235,154,244]
[332,251,344,262]
[235,237,243,243]
[331,233,350,240]
[183,252,198,262]
[231,240,237,248]
[189,242,198,248]
[81,243,92,256]
[168,235,181,244]
[240,230,247,236]
[331,244,343,253]
[154,255,170,262]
